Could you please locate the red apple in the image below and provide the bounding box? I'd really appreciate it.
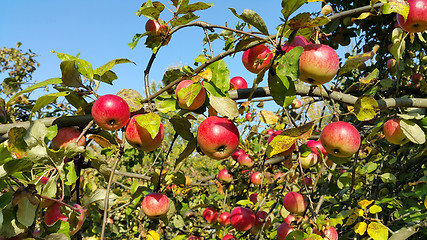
[230,207,256,231]
[299,152,318,169]
[232,148,245,161]
[218,169,233,183]
[218,212,231,226]
[237,153,254,168]
[411,73,423,83]
[324,226,339,240]
[277,223,294,240]
[397,0,427,33]
[230,76,248,89]
[299,44,339,85]
[249,193,259,204]
[266,129,275,136]
[387,58,396,69]
[303,177,313,186]
[203,206,218,224]
[274,172,284,183]
[187,236,202,240]
[44,203,68,226]
[253,210,271,229]
[51,127,86,150]
[197,116,240,160]
[320,121,361,158]
[242,45,273,74]
[176,80,206,110]
[250,172,263,185]
[282,191,308,215]
[221,235,237,240]
[125,114,164,151]
[145,19,165,35]
[291,99,302,109]
[306,140,327,159]
[383,118,410,145]
[39,176,49,185]
[245,112,253,121]
[267,130,296,156]
[91,94,130,131]
[284,214,296,224]
[141,192,170,218]
[282,36,309,52]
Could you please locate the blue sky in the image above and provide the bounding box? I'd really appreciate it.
[0,0,322,99]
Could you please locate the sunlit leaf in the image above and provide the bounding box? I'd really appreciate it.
[379,173,397,184]
[170,12,199,27]
[358,200,374,209]
[288,13,330,30]
[275,46,304,81]
[367,222,388,240]
[135,0,165,19]
[400,119,426,144]
[32,92,70,113]
[382,0,409,21]
[258,110,279,124]
[135,113,161,139]
[117,89,144,112]
[369,205,382,214]
[7,78,62,106]
[354,221,367,235]
[177,82,204,108]
[281,0,307,20]
[177,2,213,14]
[229,8,269,35]
[209,96,239,120]
[94,58,135,77]
[339,46,379,76]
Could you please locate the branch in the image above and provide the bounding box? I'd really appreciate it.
[389,219,427,240]
[328,3,383,22]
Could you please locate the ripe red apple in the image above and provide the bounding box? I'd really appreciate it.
[397,0,427,33]
[306,140,327,159]
[237,153,254,168]
[249,193,259,204]
[232,148,245,161]
[242,45,273,74]
[176,80,206,110]
[303,177,313,186]
[250,172,263,185]
[197,116,240,160]
[299,152,318,169]
[39,176,49,185]
[218,169,233,183]
[253,210,271,229]
[387,58,396,69]
[230,76,248,89]
[141,192,170,218]
[282,36,309,52]
[324,226,339,240]
[125,114,164,151]
[320,121,361,158]
[277,223,294,240]
[383,118,410,145]
[411,73,423,83]
[230,207,255,231]
[221,235,237,240]
[203,206,218,224]
[51,127,86,150]
[266,129,275,136]
[291,99,302,109]
[274,172,284,183]
[44,203,68,226]
[246,112,253,121]
[299,44,339,85]
[91,94,130,131]
[267,130,296,156]
[283,214,296,224]
[145,19,167,36]
[218,212,231,226]
[282,191,308,215]
[187,236,202,240]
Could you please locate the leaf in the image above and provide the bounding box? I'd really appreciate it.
[359,69,379,84]
[390,28,406,60]
[268,69,296,108]
[367,222,388,240]
[209,60,230,96]
[7,127,28,158]
[236,199,254,206]
[175,137,197,167]
[128,33,147,49]
[400,119,426,144]
[352,12,372,21]
[360,162,378,175]
[75,58,94,80]
[276,46,304,81]
[45,233,70,240]
[135,113,161,139]
[7,78,62,106]
[177,2,213,14]
[17,196,38,227]
[24,121,48,147]
[170,12,199,27]
[229,8,268,35]
[235,38,265,52]
[117,89,144,112]
[285,230,306,240]
[87,134,113,148]
[288,13,330,30]
[379,173,397,184]
[155,97,177,113]
[209,96,239,120]
[135,0,165,19]
[65,161,78,186]
[339,46,379,76]
[177,82,204,108]
[60,60,83,88]
[281,0,307,20]
[382,0,409,21]
[192,68,212,82]
[354,222,367,235]
[94,58,135,77]
[258,110,279,124]
[84,188,118,210]
[369,205,382,214]
[32,92,70,112]
[169,116,194,141]
[305,234,323,240]
[358,200,374,209]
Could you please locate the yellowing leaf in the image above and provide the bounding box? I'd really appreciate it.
[358,200,374,209]
[354,208,364,217]
[268,135,298,157]
[346,213,358,225]
[148,230,160,240]
[352,12,372,21]
[367,222,389,240]
[354,221,367,235]
[135,112,161,139]
[192,68,212,82]
[354,95,379,121]
[258,110,279,124]
[424,196,427,209]
[369,205,382,214]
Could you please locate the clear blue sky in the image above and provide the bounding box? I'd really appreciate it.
[0,0,323,99]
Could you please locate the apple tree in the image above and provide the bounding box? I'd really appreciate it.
[0,0,427,239]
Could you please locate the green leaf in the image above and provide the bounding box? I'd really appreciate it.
[60,60,84,88]
[65,161,78,186]
[7,78,62,106]
[155,96,177,113]
[328,154,351,165]
[382,1,409,21]
[41,175,58,198]
[379,173,397,184]
[236,199,254,206]
[268,69,296,108]
[0,191,13,209]
[171,12,200,27]
[235,38,265,52]
[360,162,378,175]
[128,33,148,50]
[117,89,144,112]
[32,91,70,112]
[135,0,165,19]
[94,58,135,77]
[17,196,38,227]
[177,82,203,108]
[51,51,77,61]
[7,127,27,159]
[276,46,304,80]
[169,116,194,141]
[94,70,118,84]
[229,8,269,35]
[84,188,118,210]
[75,58,94,80]
[209,59,230,96]
[24,121,48,147]
[354,95,379,121]
[339,50,377,76]
[337,172,352,189]
[175,137,197,167]
[177,2,213,14]
[390,28,406,60]
[288,13,330,30]
[285,230,307,240]
[281,0,307,20]
[400,119,426,144]
[369,205,382,214]
[3,158,33,174]
[135,113,161,139]
[209,96,239,120]
[367,222,388,240]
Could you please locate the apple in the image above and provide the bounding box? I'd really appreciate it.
[249,193,259,204]
[218,169,233,183]
[141,192,170,218]
[203,206,218,224]
[267,130,296,156]
[306,140,327,159]
[187,236,202,240]
[230,76,248,89]
[277,223,294,240]
[250,172,263,185]
[282,36,309,52]
[221,235,237,240]
[282,191,308,215]
[145,19,166,36]
[197,116,240,160]
[387,58,396,69]
[324,226,339,240]
[232,148,245,161]
[299,44,340,85]
[274,172,284,183]
[44,203,68,226]
[230,207,255,231]
[266,129,275,136]
[218,212,231,226]
[246,112,253,121]
[299,152,318,169]
[51,127,86,150]
[397,0,427,33]
[283,214,296,224]
[411,73,423,87]
[175,80,206,110]
[383,118,410,145]
[242,44,273,74]
[303,177,313,186]
[91,94,130,131]
[291,99,302,109]
[39,176,49,185]
[125,114,164,151]
[253,210,271,229]
[237,153,254,168]
[320,121,361,158]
